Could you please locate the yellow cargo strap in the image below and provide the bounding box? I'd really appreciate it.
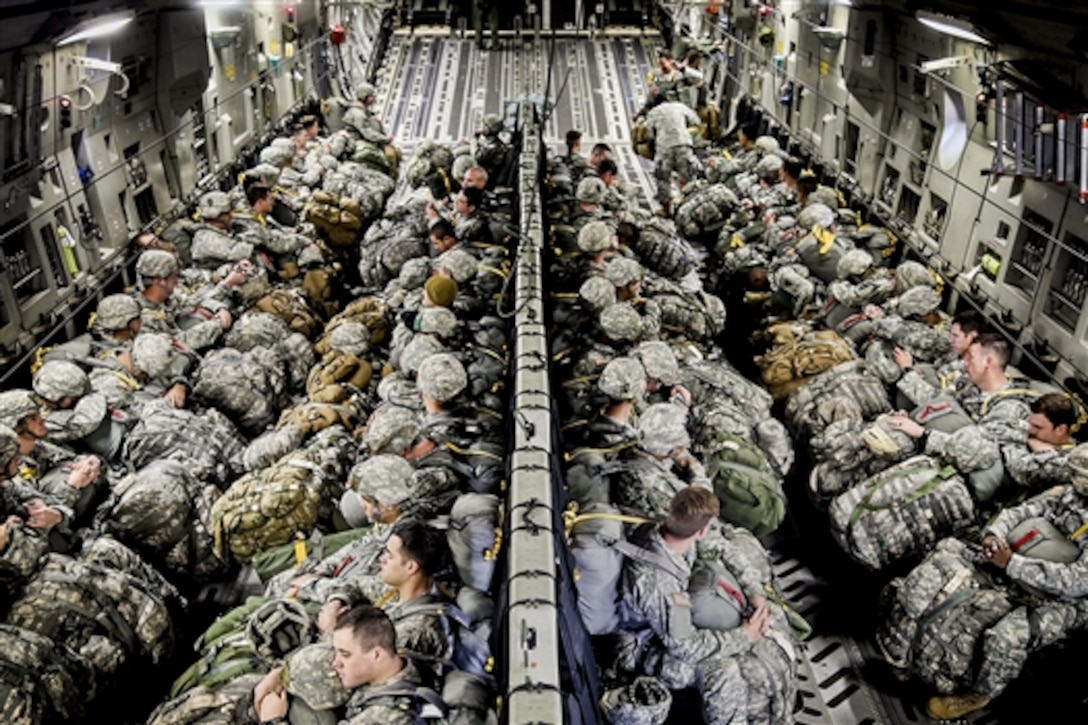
[730,233,744,248]
[563,438,638,462]
[374,589,397,608]
[721,149,733,159]
[478,264,508,280]
[293,537,308,567]
[437,167,451,197]
[562,505,652,538]
[1070,521,1088,542]
[445,441,503,462]
[813,225,836,254]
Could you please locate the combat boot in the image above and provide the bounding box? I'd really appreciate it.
[926,692,990,720]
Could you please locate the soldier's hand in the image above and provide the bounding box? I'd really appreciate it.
[886,415,924,439]
[669,384,693,407]
[0,516,22,551]
[1027,437,1058,452]
[215,309,233,331]
[26,504,62,530]
[741,603,769,643]
[982,535,1012,568]
[254,667,288,721]
[68,456,101,489]
[892,347,913,370]
[863,303,884,319]
[317,600,346,634]
[164,383,188,409]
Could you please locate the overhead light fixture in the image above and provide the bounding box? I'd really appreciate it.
[917,11,990,45]
[56,10,135,46]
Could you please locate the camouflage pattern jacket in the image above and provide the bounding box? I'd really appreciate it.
[616,525,757,677]
[342,658,435,725]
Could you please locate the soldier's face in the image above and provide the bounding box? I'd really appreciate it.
[949,324,975,356]
[963,343,990,382]
[1027,412,1068,445]
[454,193,473,216]
[332,629,379,688]
[462,170,486,189]
[378,534,414,586]
[20,411,47,439]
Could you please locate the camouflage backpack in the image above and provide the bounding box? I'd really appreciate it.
[0,624,92,725]
[122,403,246,487]
[699,429,787,537]
[304,192,363,249]
[193,346,290,435]
[876,541,1013,693]
[211,427,356,563]
[249,288,322,340]
[97,459,226,584]
[6,554,175,675]
[828,456,975,571]
[783,360,892,439]
[673,182,738,243]
[795,230,853,284]
[630,218,696,281]
[148,672,263,725]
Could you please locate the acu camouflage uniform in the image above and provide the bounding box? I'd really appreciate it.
[644,102,703,206]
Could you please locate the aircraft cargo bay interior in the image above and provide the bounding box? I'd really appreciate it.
[1,1,1088,723]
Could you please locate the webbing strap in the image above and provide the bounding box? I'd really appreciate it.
[612,540,687,583]
[847,464,958,526]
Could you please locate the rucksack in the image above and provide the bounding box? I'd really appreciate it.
[630,218,696,281]
[0,624,92,725]
[148,672,263,725]
[876,542,1013,693]
[783,360,892,439]
[249,288,322,340]
[193,347,288,435]
[829,456,975,570]
[673,182,738,243]
[122,404,246,487]
[210,429,355,564]
[445,494,502,592]
[97,459,227,584]
[699,429,787,538]
[7,554,175,675]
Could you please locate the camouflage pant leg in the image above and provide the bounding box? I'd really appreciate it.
[653,151,677,205]
[976,601,1077,698]
[741,629,797,725]
[699,655,747,724]
[670,145,703,188]
[974,606,1030,698]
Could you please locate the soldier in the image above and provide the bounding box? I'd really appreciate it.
[643,101,702,216]
[272,455,420,604]
[237,184,320,277]
[637,49,683,117]
[0,409,76,551]
[632,340,692,408]
[39,293,142,365]
[318,520,453,666]
[616,486,771,724]
[610,402,711,518]
[1001,392,1077,491]
[474,113,511,184]
[254,605,440,725]
[919,442,1088,719]
[190,191,261,270]
[133,248,237,352]
[892,309,987,402]
[343,83,400,177]
[563,129,588,180]
[578,220,619,278]
[604,258,661,339]
[884,333,1031,501]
